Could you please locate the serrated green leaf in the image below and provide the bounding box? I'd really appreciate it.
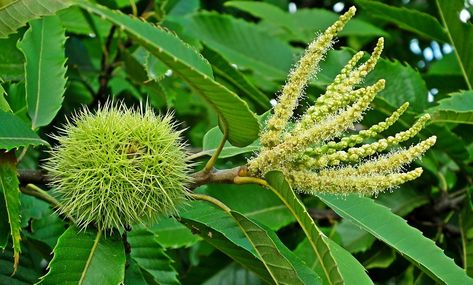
[179,201,274,284]
[185,11,293,80]
[0,0,71,38]
[150,217,201,249]
[264,171,346,285]
[202,46,270,110]
[437,0,473,89]
[74,0,259,147]
[127,226,180,285]
[356,0,448,42]
[0,33,24,82]
[293,238,374,285]
[38,226,125,285]
[0,110,48,150]
[318,194,473,284]
[231,211,320,284]
[202,127,260,159]
[428,91,473,124]
[0,151,21,273]
[365,59,428,113]
[226,1,387,43]
[17,15,67,129]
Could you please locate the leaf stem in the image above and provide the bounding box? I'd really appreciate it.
[203,128,228,173]
[22,184,60,208]
[189,193,231,213]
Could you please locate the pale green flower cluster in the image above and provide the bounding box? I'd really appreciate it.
[248,7,436,195]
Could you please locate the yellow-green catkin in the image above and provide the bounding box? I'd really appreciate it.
[247,6,436,196]
[260,7,356,149]
[293,38,384,134]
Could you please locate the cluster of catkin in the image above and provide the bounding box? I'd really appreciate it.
[248,7,436,195]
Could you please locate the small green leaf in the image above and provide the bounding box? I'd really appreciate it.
[0,0,71,38]
[318,194,473,284]
[75,0,259,147]
[39,227,125,285]
[264,171,346,285]
[202,127,260,159]
[127,226,180,285]
[0,110,48,150]
[437,0,473,89]
[0,151,21,272]
[429,91,473,124]
[356,0,448,42]
[18,15,67,129]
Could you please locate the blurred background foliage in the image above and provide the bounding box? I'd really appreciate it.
[1,0,473,284]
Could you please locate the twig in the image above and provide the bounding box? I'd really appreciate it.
[21,184,60,208]
[19,166,250,191]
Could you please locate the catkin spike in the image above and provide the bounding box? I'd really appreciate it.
[304,102,410,156]
[261,7,357,149]
[294,38,385,133]
[287,167,423,196]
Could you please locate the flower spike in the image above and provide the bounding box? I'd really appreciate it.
[248,8,435,196]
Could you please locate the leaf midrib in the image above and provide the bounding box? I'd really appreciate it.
[78,229,102,285]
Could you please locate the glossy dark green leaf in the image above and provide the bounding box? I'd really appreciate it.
[0,110,47,150]
[127,226,180,285]
[17,15,67,129]
[429,91,473,124]
[0,0,71,38]
[0,151,21,272]
[75,0,259,147]
[38,227,126,285]
[356,0,448,42]
[318,194,473,284]
[437,0,473,89]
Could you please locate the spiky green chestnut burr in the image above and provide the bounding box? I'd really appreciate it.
[44,103,190,231]
[248,7,436,196]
